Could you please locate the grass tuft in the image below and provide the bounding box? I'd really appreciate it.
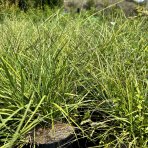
[0,8,148,147]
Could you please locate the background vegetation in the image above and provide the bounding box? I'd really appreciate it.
[0,0,63,11]
[0,2,148,148]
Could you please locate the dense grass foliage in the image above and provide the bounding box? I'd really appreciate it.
[0,9,148,147]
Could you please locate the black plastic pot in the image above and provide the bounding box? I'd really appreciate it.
[23,123,79,148]
[35,134,75,148]
[23,134,85,148]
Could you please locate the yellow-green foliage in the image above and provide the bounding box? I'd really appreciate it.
[0,7,147,148]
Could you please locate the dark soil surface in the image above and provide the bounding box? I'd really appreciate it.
[25,123,74,145]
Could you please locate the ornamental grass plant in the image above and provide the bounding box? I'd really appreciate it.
[0,8,148,147]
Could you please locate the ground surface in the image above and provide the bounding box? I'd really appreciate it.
[26,123,74,145]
